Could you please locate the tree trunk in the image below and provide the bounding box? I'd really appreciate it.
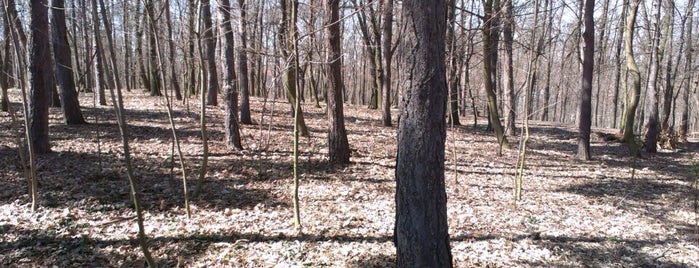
[51,0,86,124]
[577,0,594,160]
[29,0,52,153]
[395,0,453,266]
[622,0,642,157]
[482,0,510,150]
[238,0,253,124]
[679,0,695,141]
[202,0,218,105]
[280,0,309,137]
[381,0,394,126]
[446,0,461,126]
[90,0,107,105]
[145,0,161,96]
[644,0,662,153]
[165,0,182,100]
[502,0,515,135]
[325,0,350,165]
[220,0,244,150]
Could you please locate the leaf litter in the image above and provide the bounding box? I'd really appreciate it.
[0,89,697,267]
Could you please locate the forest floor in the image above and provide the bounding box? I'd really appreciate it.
[1,89,698,267]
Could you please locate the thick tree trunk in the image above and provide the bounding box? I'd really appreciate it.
[29,0,52,153]
[51,0,86,124]
[395,0,453,266]
[325,0,350,164]
[219,0,243,150]
[577,0,594,160]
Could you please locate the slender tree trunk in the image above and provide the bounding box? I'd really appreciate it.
[381,0,394,126]
[0,6,9,112]
[122,1,131,92]
[612,0,627,128]
[325,0,350,164]
[644,0,662,153]
[90,0,108,105]
[577,0,595,160]
[395,0,453,266]
[165,0,182,100]
[220,0,243,149]
[145,0,161,96]
[679,0,694,141]
[28,0,52,154]
[97,0,122,94]
[623,0,642,157]
[503,0,515,135]
[446,0,461,126]
[482,0,509,150]
[280,0,309,136]
[202,0,218,105]
[51,0,87,124]
[238,0,253,124]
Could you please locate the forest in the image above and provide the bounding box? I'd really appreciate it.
[0,0,697,266]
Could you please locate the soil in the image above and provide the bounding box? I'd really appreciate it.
[1,89,697,267]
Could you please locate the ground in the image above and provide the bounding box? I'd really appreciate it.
[1,89,697,267]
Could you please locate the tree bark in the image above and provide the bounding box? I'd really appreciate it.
[644,0,662,153]
[622,0,642,157]
[202,0,218,105]
[381,0,394,127]
[29,0,52,153]
[220,0,243,149]
[165,0,182,100]
[503,0,515,135]
[577,0,595,160]
[395,0,453,266]
[238,0,253,124]
[679,0,695,141]
[51,0,87,124]
[482,0,510,150]
[325,0,350,165]
[90,0,108,105]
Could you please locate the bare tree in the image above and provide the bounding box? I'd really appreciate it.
[394,0,453,266]
[644,0,663,153]
[28,0,53,153]
[622,0,642,157]
[481,0,510,151]
[238,0,253,124]
[51,0,86,124]
[220,0,244,149]
[325,0,350,164]
[202,0,219,106]
[577,0,595,160]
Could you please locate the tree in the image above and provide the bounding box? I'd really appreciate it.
[279,0,309,137]
[622,0,642,157]
[238,0,253,124]
[446,0,461,126]
[394,0,453,266]
[481,0,510,150]
[679,0,695,141]
[502,0,515,135]
[577,0,595,160]
[325,0,350,165]
[51,0,87,124]
[28,0,52,153]
[202,0,218,106]
[643,0,662,153]
[220,0,244,149]
[381,0,394,127]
